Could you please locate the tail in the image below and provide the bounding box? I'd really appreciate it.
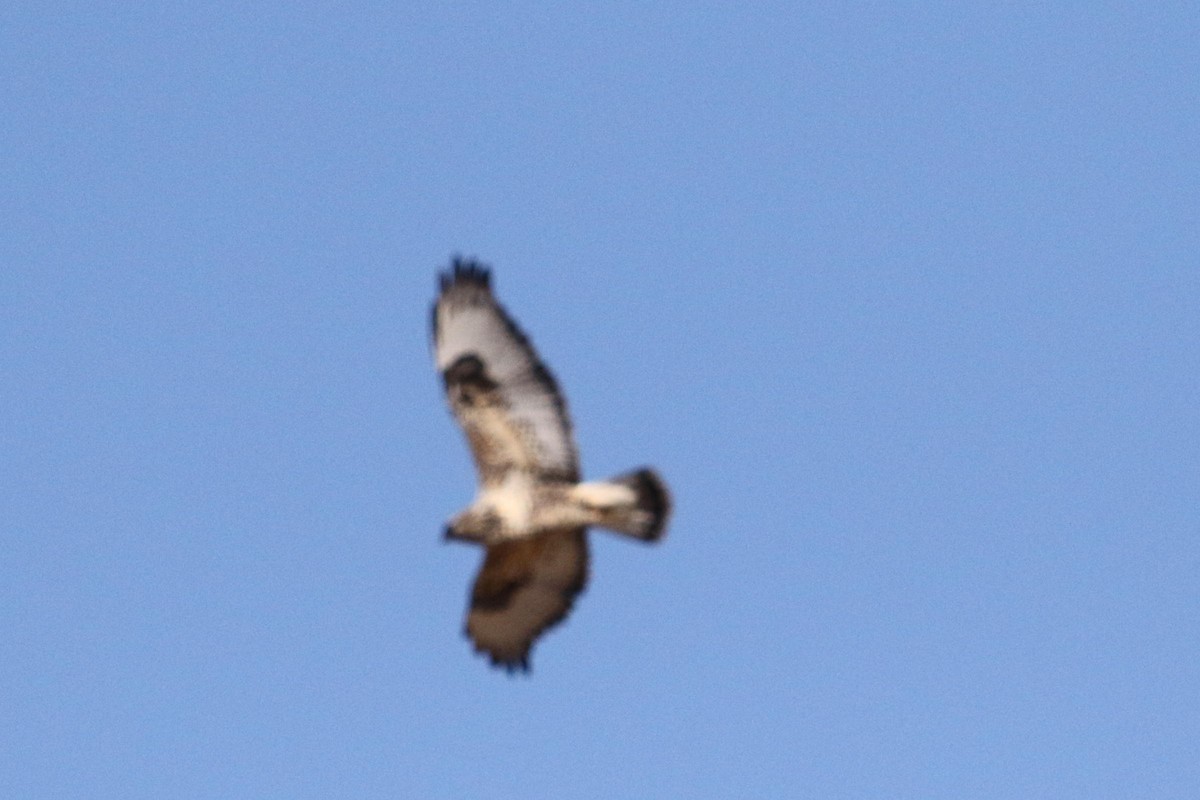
[575,468,671,542]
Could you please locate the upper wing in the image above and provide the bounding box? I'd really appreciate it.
[431,259,579,485]
[465,528,588,672]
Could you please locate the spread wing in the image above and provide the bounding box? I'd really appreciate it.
[431,259,579,485]
[466,528,588,671]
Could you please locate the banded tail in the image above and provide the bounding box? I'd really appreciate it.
[573,468,671,542]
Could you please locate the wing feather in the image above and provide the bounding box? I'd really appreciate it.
[432,259,579,484]
[466,528,588,671]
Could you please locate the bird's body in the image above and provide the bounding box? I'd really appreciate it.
[430,259,670,671]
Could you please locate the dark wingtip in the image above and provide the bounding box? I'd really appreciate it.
[438,255,492,293]
[433,256,493,340]
[495,654,531,675]
[464,635,532,674]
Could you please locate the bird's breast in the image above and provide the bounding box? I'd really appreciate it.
[481,472,536,533]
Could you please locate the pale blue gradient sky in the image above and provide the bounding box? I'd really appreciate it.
[3,3,1198,797]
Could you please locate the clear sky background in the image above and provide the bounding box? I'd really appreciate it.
[3,3,1198,798]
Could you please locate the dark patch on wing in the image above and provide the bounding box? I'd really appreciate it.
[441,353,517,483]
[443,353,499,395]
[470,575,521,611]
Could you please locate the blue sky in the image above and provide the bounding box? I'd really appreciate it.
[3,3,1198,797]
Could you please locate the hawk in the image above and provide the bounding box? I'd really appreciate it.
[431,258,671,671]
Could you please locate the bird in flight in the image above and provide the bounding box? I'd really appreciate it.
[431,258,671,671]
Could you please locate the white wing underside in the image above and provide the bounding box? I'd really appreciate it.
[433,276,578,483]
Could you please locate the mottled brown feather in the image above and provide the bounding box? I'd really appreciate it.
[465,528,588,672]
